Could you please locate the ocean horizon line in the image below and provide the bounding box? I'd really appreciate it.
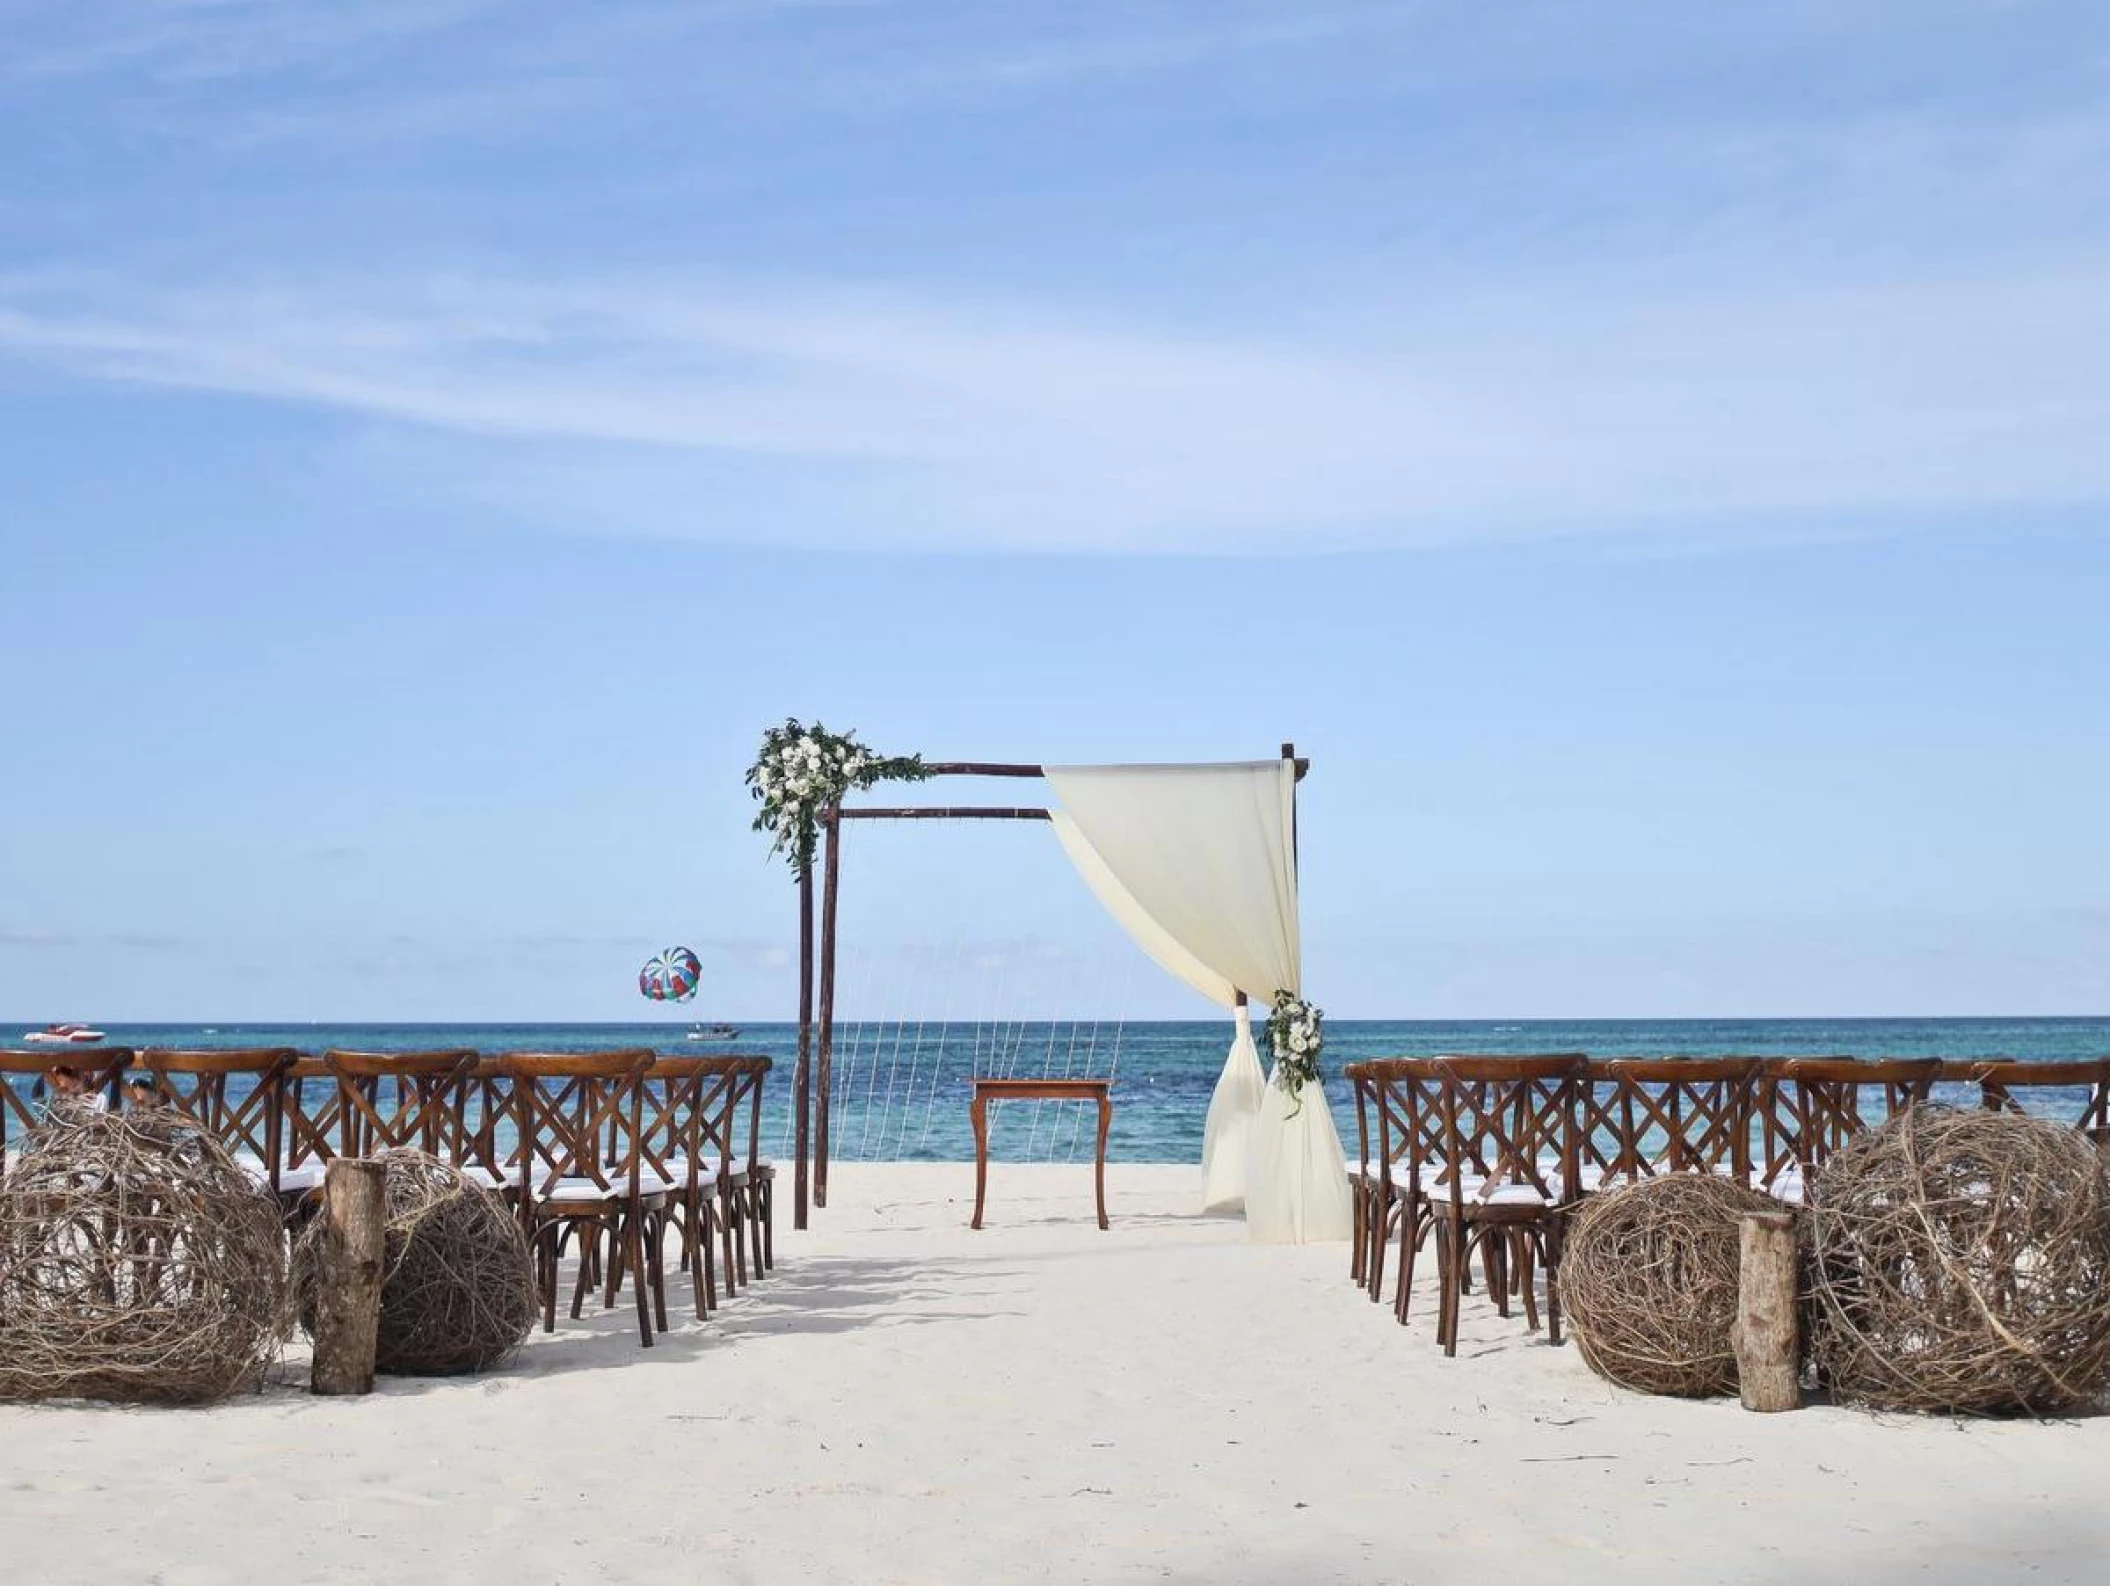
[17,1013,2107,1029]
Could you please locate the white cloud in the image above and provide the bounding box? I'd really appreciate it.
[2,264,2106,553]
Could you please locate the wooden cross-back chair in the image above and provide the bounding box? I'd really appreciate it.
[1771,1057,1945,1200]
[626,1054,738,1318]
[132,1048,300,1196]
[1424,1054,1587,1356]
[721,1055,776,1283]
[1345,1063,1379,1287]
[320,1049,479,1160]
[1358,1058,1448,1315]
[455,1055,517,1192]
[1582,1058,1760,1187]
[0,1049,132,1168]
[1966,1059,2110,1143]
[1749,1055,1846,1197]
[496,1049,666,1347]
[278,1057,341,1203]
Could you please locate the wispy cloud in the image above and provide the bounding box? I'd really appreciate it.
[0,927,71,949]
[2,264,2105,553]
[6,0,510,84]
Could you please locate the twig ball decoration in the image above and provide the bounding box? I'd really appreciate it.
[1561,1174,1784,1398]
[0,1103,291,1405]
[1808,1106,2110,1415]
[295,1151,536,1376]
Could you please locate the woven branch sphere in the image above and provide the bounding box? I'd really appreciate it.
[1808,1106,2110,1415]
[0,1103,291,1405]
[1562,1174,1784,1398]
[296,1151,536,1376]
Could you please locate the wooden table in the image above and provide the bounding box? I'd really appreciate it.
[968,1076,1115,1230]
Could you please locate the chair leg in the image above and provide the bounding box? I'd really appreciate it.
[687,1199,709,1317]
[746,1183,764,1278]
[702,1200,720,1311]
[1546,1221,1565,1347]
[1515,1231,1540,1334]
[759,1180,774,1271]
[649,1210,669,1334]
[540,1224,559,1333]
[1349,1183,1367,1284]
[601,1219,625,1311]
[1397,1207,1422,1321]
[721,1188,742,1298]
[1367,1193,1388,1302]
[574,1222,604,1319]
[626,1212,654,1348]
[1438,1221,1462,1356]
[731,1188,750,1288]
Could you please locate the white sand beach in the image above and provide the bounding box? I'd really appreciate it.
[5,1162,2108,1585]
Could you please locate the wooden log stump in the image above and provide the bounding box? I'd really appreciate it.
[311,1158,387,1397]
[1731,1210,1801,1412]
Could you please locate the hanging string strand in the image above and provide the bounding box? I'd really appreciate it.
[894,931,966,1160]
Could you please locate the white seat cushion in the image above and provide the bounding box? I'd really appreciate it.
[456,1164,509,1191]
[1478,1182,1554,1207]
[647,1155,725,1183]
[537,1177,663,1204]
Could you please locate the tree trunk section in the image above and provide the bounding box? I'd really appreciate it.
[311,1158,387,1396]
[1732,1210,1800,1412]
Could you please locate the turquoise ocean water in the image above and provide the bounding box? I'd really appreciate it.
[23,1017,2108,1164]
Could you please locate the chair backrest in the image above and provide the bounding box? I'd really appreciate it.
[1966,1059,2110,1137]
[494,1049,655,1202]
[0,1048,133,1166]
[133,1048,298,1174]
[1778,1057,1945,1171]
[321,1049,479,1159]
[638,1054,742,1190]
[725,1055,773,1173]
[1364,1057,1446,1192]
[1432,1054,1588,1203]
[279,1056,339,1177]
[1584,1057,1759,1183]
[1345,1061,1372,1172]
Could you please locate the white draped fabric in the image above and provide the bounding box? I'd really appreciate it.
[1243,1070,1354,1243]
[1043,762,1300,1005]
[1045,760,1350,1240]
[1199,1002,1266,1212]
[1047,810,1238,1008]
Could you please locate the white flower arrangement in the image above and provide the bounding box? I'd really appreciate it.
[1264,991,1325,1115]
[746,719,929,880]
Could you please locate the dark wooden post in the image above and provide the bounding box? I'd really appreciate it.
[310,1157,386,1397]
[815,804,842,1208]
[1282,741,1299,876]
[1732,1210,1801,1412]
[793,864,814,1231]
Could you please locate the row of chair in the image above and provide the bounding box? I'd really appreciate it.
[1342,1054,2110,1357]
[0,1046,776,1349]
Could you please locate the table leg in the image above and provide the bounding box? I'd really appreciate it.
[970,1094,989,1230]
[1094,1094,1111,1230]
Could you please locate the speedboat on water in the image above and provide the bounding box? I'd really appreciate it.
[685,1023,740,1041]
[22,1023,107,1046]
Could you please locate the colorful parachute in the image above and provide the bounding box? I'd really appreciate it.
[638,946,702,1003]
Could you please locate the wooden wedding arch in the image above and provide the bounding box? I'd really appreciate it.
[788,743,1309,1228]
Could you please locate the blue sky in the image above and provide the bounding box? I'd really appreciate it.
[1,0,2105,1021]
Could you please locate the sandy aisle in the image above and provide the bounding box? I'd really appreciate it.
[3,1163,2106,1584]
